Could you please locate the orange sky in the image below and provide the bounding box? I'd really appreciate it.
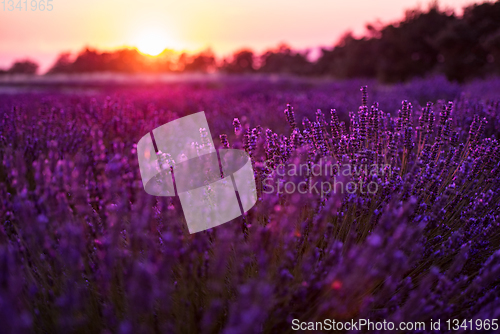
[0,0,491,72]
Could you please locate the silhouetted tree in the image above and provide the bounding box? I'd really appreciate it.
[432,1,500,81]
[8,60,39,75]
[220,50,255,73]
[314,5,455,81]
[183,50,216,73]
[375,5,456,82]
[313,1,500,82]
[482,30,500,75]
[314,32,378,79]
[258,44,312,75]
[47,53,73,74]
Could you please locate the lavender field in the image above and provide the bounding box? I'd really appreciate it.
[1,75,500,333]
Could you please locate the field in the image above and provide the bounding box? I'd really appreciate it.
[1,75,500,333]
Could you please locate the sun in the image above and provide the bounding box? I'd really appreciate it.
[133,28,170,56]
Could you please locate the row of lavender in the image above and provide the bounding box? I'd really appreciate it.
[0,78,500,333]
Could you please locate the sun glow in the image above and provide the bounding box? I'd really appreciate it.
[133,28,171,56]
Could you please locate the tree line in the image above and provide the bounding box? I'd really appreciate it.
[2,1,500,82]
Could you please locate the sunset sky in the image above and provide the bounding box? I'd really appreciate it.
[0,0,490,72]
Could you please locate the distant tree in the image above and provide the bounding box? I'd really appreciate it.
[47,53,73,74]
[313,32,378,78]
[220,49,255,74]
[430,1,500,81]
[8,59,39,75]
[432,20,483,82]
[312,1,500,82]
[183,50,216,73]
[70,48,109,72]
[375,5,456,82]
[258,44,312,75]
[313,4,458,81]
[482,29,500,75]
[106,48,145,73]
